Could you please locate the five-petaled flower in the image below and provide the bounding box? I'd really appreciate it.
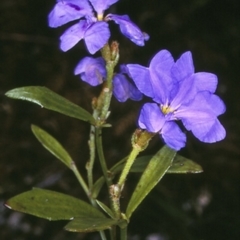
[48,0,149,54]
[127,50,226,150]
[74,57,143,102]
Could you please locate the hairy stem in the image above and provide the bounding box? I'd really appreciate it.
[118,147,140,189]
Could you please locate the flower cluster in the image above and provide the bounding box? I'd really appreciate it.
[48,0,149,54]
[48,1,226,151]
[127,50,226,150]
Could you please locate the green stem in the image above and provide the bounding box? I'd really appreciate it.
[96,62,114,124]
[95,127,116,240]
[95,127,112,187]
[87,125,95,189]
[71,161,89,198]
[118,147,140,189]
[72,162,107,240]
[110,226,116,240]
[120,226,127,240]
[87,109,98,190]
[99,231,107,240]
[96,43,118,125]
[109,184,121,219]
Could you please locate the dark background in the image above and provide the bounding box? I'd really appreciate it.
[0,0,239,239]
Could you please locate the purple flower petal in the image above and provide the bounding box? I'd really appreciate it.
[127,64,154,98]
[84,21,110,54]
[171,51,194,82]
[138,103,166,133]
[192,72,218,93]
[161,121,186,150]
[89,0,119,14]
[175,92,226,121]
[113,73,142,102]
[149,50,175,104]
[48,0,93,28]
[113,74,130,102]
[106,14,149,46]
[128,82,143,101]
[206,93,226,116]
[74,56,106,86]
[189,118,226,143]
[175,92,226,142]
[169,75,196,109]
[60,20,89,51]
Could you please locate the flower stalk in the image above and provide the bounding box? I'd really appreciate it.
[118,130,155,189]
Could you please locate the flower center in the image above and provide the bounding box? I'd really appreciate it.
[161,105,174,115]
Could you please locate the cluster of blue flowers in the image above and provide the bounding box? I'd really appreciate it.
[49,0,226,150]
[49,0,147,102]
[49,0,149,53]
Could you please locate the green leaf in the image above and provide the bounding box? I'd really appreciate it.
[92,178,105,199]
[31,124,73,169]
[5,86,95,124]
[65,217,118,232]
[96,200,115,219]
[168,155,203,174]
[5,188,105,221]
[126,145,176,218]
[131,154,203,174]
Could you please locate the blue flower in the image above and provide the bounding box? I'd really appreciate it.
[48,0,149,54]
[74,57,142,102]
[74,56,107,86]
[127,50,226,150]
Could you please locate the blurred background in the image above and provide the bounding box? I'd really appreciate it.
[0,0,239,239]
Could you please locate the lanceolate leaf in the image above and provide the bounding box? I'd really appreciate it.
[5,188,105,221]
[126,146,176,218]
[5,86,95,124]
[131,154,203,174]
[96,200,115,219]
[31,124,73,169]
[65,217,118,232]
[167,155,203,173]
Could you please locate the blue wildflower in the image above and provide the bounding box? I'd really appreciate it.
[74,56,107,86]
[127,50,226,150]
[48,0,149,54]
[74,57,142,102]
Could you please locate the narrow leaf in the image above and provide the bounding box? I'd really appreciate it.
[131,154,203,174]
[31,124,73,169]
[5,86,95,124]
[5,188,105,221]
[167,155,203,174]
[126,146,176,218]
[92,178,105,199]
[96,200,115,219]
[65,217,118,232]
